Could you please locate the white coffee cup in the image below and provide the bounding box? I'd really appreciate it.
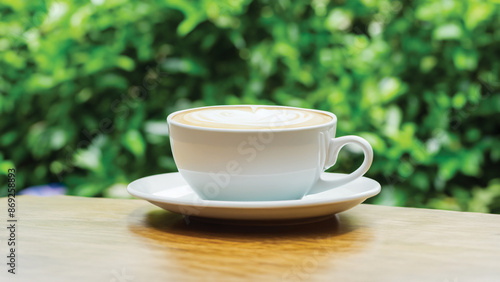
[167,105,373,201]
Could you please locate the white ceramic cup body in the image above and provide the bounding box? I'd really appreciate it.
[167,105,373,201]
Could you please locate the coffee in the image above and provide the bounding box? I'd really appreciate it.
[171,106,333,129]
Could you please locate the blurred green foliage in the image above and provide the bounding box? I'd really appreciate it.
[1,0,499,212]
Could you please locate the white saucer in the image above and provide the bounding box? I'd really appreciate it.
[127,172,381,221]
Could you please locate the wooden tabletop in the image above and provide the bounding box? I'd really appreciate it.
[1,196,499,282]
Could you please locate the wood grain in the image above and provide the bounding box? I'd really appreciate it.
[1,195,499,282]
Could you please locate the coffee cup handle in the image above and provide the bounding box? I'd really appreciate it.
[308,135,373,194]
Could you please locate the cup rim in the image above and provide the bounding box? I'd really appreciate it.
[166,105,338,132]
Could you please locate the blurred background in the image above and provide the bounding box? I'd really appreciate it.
[1,0,499,212]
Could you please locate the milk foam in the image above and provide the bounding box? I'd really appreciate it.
[172,106,333,129]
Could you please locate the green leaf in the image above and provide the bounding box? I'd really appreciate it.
[438,158,460,180]
[433,23,462,40]
[161,58,208,76]
[121,130,145,158]
[116,56,136,71]
[420,56,437,73]
[0,160,15,175]
[453,49,478,71]
[326,9,352,31]
[379,77,404,103]
[465,3,493,30]
[460,151,483,176]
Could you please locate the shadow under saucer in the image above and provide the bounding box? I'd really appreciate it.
[134,208,360,239]
[187,214,337,226]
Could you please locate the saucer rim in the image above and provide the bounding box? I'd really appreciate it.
[127,172,381,209]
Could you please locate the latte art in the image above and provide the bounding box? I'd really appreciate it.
[190,109,312,127]
[171,106,333,129]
